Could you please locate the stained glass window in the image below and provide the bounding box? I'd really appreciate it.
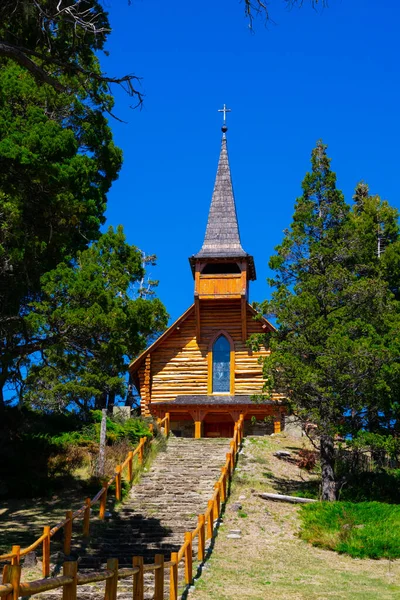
[212,335,230,393]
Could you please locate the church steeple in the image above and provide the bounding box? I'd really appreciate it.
[195,134,247,260]
[189,118,256,280]
[190,112,256,343]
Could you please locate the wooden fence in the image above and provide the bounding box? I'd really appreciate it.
[0,414,242,600]
[0,416,169,578]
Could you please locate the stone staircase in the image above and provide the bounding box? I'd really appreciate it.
[38,437,230,598]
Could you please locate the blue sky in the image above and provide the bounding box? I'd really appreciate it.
[102,0,400,323]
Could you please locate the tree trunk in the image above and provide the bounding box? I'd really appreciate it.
[108,391,115,410]
[320,434,336,501]
[97,409,107,477]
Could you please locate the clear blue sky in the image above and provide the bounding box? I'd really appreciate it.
[102,0,400,323]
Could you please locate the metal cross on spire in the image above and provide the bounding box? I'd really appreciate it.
[218,103,231,133]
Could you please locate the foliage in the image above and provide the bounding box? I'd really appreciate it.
[0,405,151,497]
[22,226,167,412]
[0,57,122,405]
[337,470,400,504]
[0,1,141,110]
[51,410,151,446]
[300,501,400,559]
[254,140,400,500]
[347,431,400,461]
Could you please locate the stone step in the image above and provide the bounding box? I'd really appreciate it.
[34,436,230,598]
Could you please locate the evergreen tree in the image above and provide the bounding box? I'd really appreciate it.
[0,1,141,110]
[350,184,400,437]
[257,141,400,500]
[25,227,168,413]
[0,61,122,405]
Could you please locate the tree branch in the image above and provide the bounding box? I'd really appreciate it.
[0,41,64,91]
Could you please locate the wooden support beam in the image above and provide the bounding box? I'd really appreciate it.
[63,561,77,600]
[105,558,118,600]
[194,421,202,439]
[133,556,144,600]
[154,555,164,600]
[63,511,73,555]
[241,296,247,343]
[169,553,178,600]
[195,296,201,342]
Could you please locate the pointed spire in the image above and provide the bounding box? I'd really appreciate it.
[195,133,247,258]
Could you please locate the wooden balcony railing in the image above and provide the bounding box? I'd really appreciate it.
[0,413,243,600]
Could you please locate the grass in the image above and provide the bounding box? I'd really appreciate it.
[300,501,400,559]
[190,434,400,600]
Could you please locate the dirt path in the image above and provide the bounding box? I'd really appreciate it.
[191,434,400,600]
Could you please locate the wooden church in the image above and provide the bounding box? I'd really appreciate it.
[129,120,285,437]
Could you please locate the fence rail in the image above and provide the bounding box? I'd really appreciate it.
[0,423,159,577]
[0,412,243,599]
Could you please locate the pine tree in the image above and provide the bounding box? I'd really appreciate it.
[24,227,168,413]
[258,141,400,500]
[351,184,400,438]
[0,60,122,405]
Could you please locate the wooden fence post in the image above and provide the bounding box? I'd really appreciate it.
[62,561,77,600]
[154,554,164,600]
[197,514,205,561]
[226,453,232,477]
[169,552,178,600]
[213,483,220,517]
[105,558,118,600]
[165,413,170,437]
[274,417,281,434]
[8,563,21,600]
[184,532,193,585]
[127,451,134,483]
[230,440,235,459]
[115,465,122,502]
[42,525,51,578]
[64,511,73,555]
[10,546,20,566]
[138,439,144,464]
[99,484,108,520]
[220,468,227,502]
[132,556,144,600]
[2,565,9,585]
[83,498,91,539]
[149,423,154,435]
[206,500,214,540]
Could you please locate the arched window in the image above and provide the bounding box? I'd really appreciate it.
[212,335,231,393]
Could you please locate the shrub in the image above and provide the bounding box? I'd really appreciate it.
[338,469,400,504]
[299,501,400,559]
[48,445,89,477]
[0,406,151,498]
[296,448,317,471]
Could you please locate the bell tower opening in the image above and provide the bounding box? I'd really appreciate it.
[202,262,241,275]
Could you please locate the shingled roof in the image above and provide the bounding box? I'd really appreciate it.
[190,131,256,279]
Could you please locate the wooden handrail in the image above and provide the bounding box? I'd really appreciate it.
[0,432,156,565]
[0,417,244,599]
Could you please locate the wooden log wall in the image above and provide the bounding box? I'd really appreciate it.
[136,301,283,408]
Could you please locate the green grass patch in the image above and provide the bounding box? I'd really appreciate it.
[300,501,400,559]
